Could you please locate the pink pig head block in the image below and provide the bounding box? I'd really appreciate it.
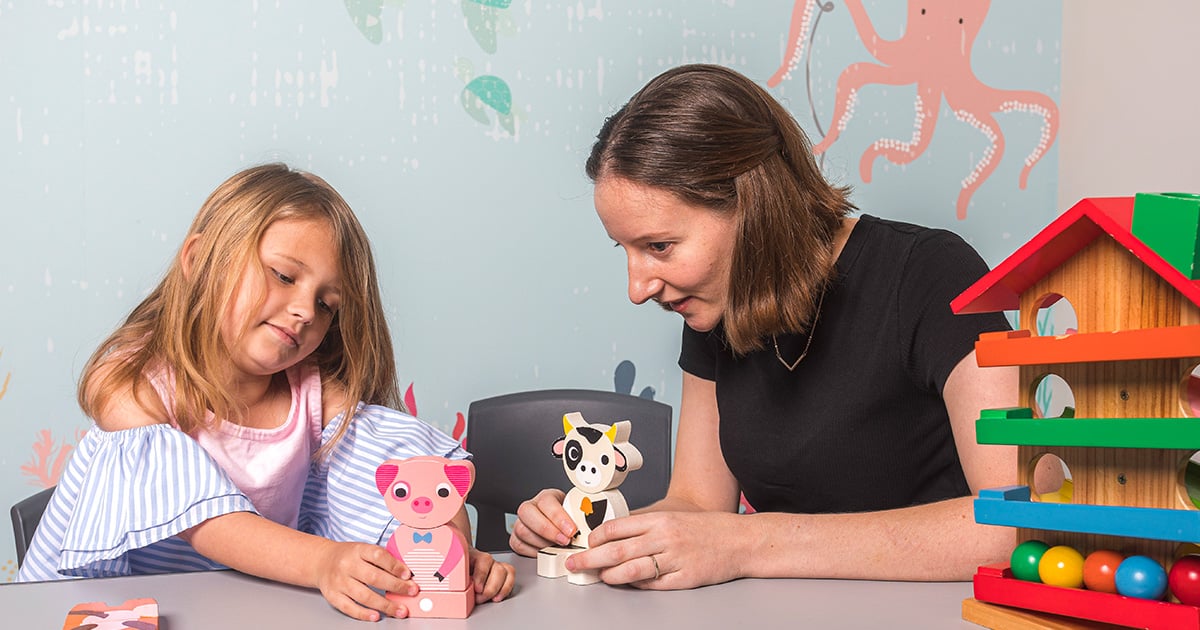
[375,456,477,618]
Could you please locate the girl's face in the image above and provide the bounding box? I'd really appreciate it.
[222,217,342,380]
[594,177,737,333]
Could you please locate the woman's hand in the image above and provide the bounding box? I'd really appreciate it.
[510,488,575,555]
[468,547,516,603]
[565,511,747,590]
[313,541,417,620]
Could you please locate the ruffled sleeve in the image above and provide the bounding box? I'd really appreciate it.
[17,424,256,581]
[299,404,469,546]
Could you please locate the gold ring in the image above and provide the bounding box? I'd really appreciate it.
[650,555,660,580]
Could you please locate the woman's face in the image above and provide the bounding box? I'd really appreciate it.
[594,177,738,333]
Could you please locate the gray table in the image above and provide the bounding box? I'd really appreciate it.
[1,554,980,628]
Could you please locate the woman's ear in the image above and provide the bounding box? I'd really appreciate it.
[179,233,202,279]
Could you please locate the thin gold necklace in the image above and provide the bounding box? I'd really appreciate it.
[771,291,826,371]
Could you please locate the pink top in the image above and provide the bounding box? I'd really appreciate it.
[148,363,324,528]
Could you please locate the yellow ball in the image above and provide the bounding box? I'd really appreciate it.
[1038,545,1085,588]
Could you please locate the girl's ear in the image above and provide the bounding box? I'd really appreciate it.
[179,233,202,279]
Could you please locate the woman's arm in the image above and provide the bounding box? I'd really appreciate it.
[569,352,1021,586]
[642,371,741,513]
[509,371,740,553]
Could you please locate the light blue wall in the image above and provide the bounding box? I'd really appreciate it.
[0,0,1061,577]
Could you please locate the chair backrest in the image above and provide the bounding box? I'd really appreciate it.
[10,486,55,568]
[465,389,673,552]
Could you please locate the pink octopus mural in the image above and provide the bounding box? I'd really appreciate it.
[768,0,1059,219]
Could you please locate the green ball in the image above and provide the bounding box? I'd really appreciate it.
[1011,540,1051,582]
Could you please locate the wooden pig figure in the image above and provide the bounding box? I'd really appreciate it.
[537,411,643,585]
[376,456,476,618]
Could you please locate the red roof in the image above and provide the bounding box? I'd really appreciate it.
[951,196,1200,314]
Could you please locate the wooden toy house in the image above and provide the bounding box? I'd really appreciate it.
[950,193,1200,629]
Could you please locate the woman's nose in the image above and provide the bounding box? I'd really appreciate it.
[627,259,662,305]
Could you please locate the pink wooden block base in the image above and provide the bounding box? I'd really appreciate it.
[386,588,475,619]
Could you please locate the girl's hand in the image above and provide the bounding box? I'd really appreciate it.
[510,488,574,555]
[566,511,746,590]
[314,541,418,620]
[469,547,516,603]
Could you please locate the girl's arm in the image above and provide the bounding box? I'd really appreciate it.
[565,353,1021,587]
[180,512,416,621]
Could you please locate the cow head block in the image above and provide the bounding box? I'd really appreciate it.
[375,456,475,529]
[551,411,643,493]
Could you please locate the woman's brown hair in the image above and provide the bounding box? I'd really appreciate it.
[586,64,854,354]
[78,163,400,458]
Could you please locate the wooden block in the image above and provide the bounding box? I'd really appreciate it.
[963,598,1127,629]
[387,589,475,619]
[976,415,1200,449]
[63,598,158,630]
[975,486,1200,541]
[537,546,576,578]
[566,568,602,586]
[537,545,601,585]
[1132,192,1200,280]
[973,325,1200,366]
[972,565,1200,629]
[376,457,477,618]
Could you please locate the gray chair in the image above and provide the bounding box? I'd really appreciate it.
[465,389,673,553]
[10,486,55,568]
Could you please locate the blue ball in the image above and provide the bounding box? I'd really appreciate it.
[1114,555,1167,600]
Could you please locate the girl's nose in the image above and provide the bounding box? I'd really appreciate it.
[290,294,315,324]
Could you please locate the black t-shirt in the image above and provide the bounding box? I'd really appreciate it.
[679,215,1011,514]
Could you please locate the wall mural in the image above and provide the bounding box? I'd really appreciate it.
[344,0,519,136]
[769,0,1059,219]
[0,350,9,402]
[0,1,1061,577]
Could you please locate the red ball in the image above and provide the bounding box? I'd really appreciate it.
[1170,555,1200,606]
[1083,550,1124,593]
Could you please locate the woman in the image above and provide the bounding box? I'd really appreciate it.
[510,64,1027,588]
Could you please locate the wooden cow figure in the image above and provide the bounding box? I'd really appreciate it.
[537,411,643,585]
[376,456,476,618]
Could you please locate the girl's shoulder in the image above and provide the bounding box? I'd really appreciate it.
[320,374,349,426]
[89,361,171,431]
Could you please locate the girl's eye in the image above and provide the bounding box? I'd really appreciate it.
[317,299,336,315]
[270,268,295,285]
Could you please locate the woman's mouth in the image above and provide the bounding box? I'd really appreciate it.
[664,297,691,313]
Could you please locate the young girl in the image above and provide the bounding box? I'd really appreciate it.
[18,164,514,620]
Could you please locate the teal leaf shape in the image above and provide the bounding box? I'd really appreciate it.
[462,0,507,54]
[345,0,384,44]
[463,75,511,115]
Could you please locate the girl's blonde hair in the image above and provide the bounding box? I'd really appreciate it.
[78,163,400,458]
[586,64,855,355]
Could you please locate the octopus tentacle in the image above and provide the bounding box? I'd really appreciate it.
[859,87,942,183]
[767,0,821,88]
[952,108,1005,220]
[813,62,921,155]
[993,90,1059,189]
